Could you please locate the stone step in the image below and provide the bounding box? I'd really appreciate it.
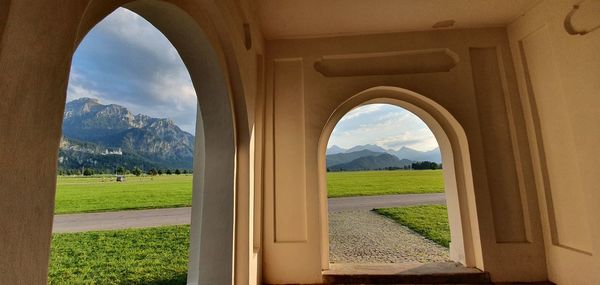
[322,272,490,284]
[321,262,490,284]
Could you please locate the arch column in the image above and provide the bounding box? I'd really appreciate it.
[0,0,250,283]
[0,2,90,284]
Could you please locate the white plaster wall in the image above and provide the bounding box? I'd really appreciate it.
[508,1,600,284]
[0,0,263,284]
[262,28,547,283]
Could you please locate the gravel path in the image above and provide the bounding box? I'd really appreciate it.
[329,210,449,264]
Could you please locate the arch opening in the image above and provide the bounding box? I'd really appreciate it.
[317,86,483,272]
[325,103,449,265]
[49,1,238,284]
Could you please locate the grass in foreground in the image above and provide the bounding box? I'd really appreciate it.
[55,175,192,214]
[327,170,443,198]
[374,205,450,247]
[49,225,189,285]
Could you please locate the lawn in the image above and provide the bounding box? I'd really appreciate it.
[49,225,189,285]
[55,175,192,214]
[327,169,444,198]
[54,170,443,214]
[374,205,450,247]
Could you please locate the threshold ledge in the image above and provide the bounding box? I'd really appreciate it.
[322,262,490,284]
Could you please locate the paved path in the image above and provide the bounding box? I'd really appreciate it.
[52,207,191,233]
[52,193,446,233]
[328,193,445,211]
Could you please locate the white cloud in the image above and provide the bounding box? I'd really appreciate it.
[375,129,438,151]
[339,104,385,122]
[67,7,198,133]
[328,104,439,152]
[143,70,197,110]
[67,81,102,102]
[101,8,180,61]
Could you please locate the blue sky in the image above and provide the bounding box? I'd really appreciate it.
[67,8,197,133]
[69,8,438,151]
[328,104,438,152]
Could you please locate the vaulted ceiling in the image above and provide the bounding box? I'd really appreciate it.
[256,0,542,39]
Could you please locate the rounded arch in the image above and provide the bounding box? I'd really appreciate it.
[317,86,483,271]
[67,1,249,284]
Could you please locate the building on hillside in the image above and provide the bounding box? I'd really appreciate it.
[102,148,123,155]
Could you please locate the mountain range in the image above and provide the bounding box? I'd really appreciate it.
[327,144,441,162]
[58,97,194,171]
[326,144,441,171]
[59,98,440,172]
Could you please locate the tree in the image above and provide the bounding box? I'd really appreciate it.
[83,168,93,176]
[411,161,440,170]
[116,166,125,175]
[182,169,188,174]
[166,169,172,175]
[174,169,181,175]
[132,167,142,176]
[147,168,157,176]
[157,169,163,175]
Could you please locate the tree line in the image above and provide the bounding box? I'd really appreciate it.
[58,166,193,176]
[327,161,442,172]
[410,161,442,170]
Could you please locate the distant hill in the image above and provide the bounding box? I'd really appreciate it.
[388,146,441,163]
[327,149,384,167]
[328,152,413,171]
[58,137,165,171]
[326,145,347,155]
[345,144,389,153]
[59,97,194,171]
[327,144,442,163]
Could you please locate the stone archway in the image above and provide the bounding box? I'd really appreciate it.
[72,2,241,284]
[317,86,484,271]
[0,0,252,283]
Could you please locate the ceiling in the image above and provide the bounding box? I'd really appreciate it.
[256,0,542,39]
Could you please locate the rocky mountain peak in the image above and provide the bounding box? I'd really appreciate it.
[59,97,195,171]
[64,97,101,118]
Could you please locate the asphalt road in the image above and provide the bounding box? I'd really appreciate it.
[52,207,192,233]
[328,193,445,211]
[52,193,446,233]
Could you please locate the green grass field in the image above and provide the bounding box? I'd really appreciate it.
[327,170,444,198]
[55,170,443,214]
[49,225,189,285]
[55,175,193,214]
[49,172,448,283]
[374,205,450,247]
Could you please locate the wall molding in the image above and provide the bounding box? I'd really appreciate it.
[314,48,459,77]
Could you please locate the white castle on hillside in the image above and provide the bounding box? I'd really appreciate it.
[102,148,122,155]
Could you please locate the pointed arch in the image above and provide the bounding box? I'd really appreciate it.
[66,1,250,283]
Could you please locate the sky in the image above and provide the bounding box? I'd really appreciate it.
[67,8,197,133]
[69,8,438,151]
[328,104,439,152]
